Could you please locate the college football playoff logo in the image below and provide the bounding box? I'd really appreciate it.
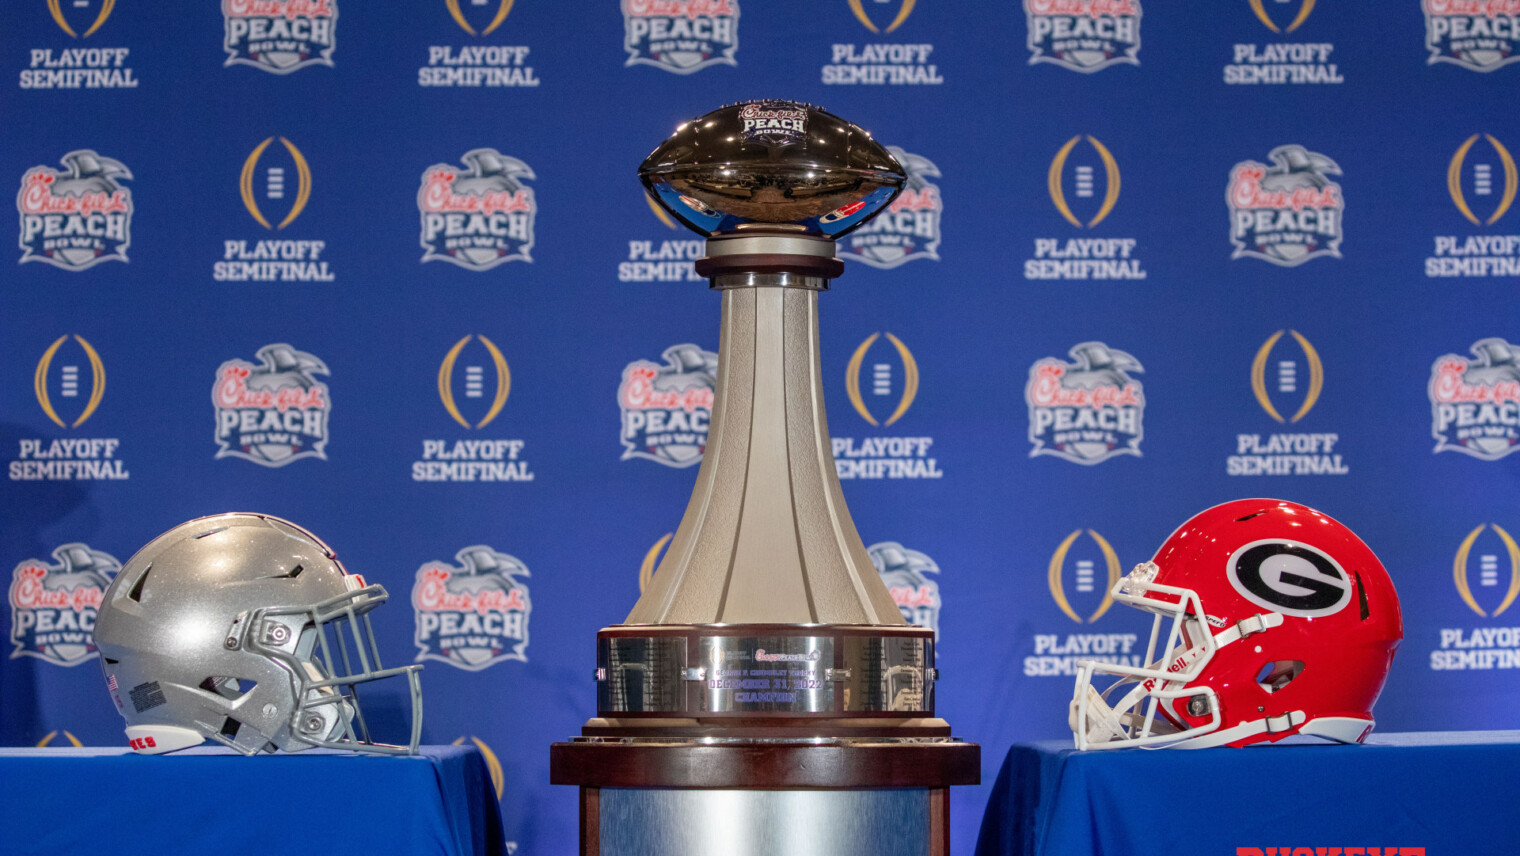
[46,0,116,38]
[1248,0,1314,33]
[848,0,915,33]
[445,0,514,35]
[240,138,312,230]
[1048,529,1120,624]
[844,333,918,427]
[1449,134,1518,226]
[1049,135,1120,228]
[1453,524,1520,618]
[34,335,105,429]
[438,335,511,429]
[1251,330,1323,423]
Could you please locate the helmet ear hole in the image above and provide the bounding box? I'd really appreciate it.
[1254,660,1305,693]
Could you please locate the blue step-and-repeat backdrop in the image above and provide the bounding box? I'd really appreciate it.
[3,1,1519,852]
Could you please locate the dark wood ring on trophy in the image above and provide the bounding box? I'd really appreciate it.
[549,741,980,789]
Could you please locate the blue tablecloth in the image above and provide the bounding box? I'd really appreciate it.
[0,745,506,856]
[975,732,1520,856]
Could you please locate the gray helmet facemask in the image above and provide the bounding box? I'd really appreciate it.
[95,513,422,755]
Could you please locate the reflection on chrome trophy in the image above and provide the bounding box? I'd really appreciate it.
[551,101,978,856]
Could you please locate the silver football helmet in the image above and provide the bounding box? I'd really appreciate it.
[95,513,422,755]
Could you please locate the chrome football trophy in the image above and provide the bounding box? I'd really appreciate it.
[552,101,978,855]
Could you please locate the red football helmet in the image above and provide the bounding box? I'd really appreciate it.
[1071,499,1402,749]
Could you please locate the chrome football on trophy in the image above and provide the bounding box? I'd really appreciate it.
[552,101,978,856]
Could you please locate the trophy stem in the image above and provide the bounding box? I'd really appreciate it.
[628,239,902,626]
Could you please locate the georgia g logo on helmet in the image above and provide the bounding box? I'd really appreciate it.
[1226,539,1353,618]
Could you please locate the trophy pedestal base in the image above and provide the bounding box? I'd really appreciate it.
[551,739,977,856]
[585,787,943,856]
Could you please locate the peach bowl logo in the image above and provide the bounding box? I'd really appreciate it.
[867,542,941,639]
[623,0,739,74]
[9,544,119,667]
[223,0,338,74]
[1024,0,1140,72]
[213,343,331,466]
[412,546,531,670]
[1429,337,1520,460]
[419,148,536,270]
[1228,145,1343,266]
[619,343,716,468]
[18,150,132,271]
[1027,342,1144,465]
[1424,0,1520,72]
[839,147,942,268]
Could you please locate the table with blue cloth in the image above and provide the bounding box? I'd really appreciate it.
[975,731,1520,856]
[0,744,506,856]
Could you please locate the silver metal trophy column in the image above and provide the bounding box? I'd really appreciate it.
[552,101,978,856]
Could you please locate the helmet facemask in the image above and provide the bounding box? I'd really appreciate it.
[1070,562,1224,749]
[222,577,423,755]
